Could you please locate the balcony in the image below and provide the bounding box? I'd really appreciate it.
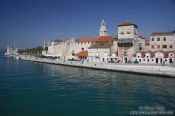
[117,38,133,47]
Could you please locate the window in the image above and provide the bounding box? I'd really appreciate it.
[157,38,160,41]
[152,45,154,49]
[134,29,137,35]
[139,59,141,62]
[163,37,166,41]
[147,59,149,62]
[152,38,154,41]
[152,59,154,61]
[121,29,124,34]
[143,59,145,61]
[157,45,160,49]
[127,29,131,34]
[162,45,167,48]
[170,45,173,48]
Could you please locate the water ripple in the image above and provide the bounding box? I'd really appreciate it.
[0,55,175,116]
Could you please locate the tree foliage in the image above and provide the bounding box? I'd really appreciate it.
[18,46,44,55]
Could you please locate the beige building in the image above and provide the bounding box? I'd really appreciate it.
[117,22,145,63]
[44,40,64,58]
[150,31,175,52]
[135,31,175,64]
[87,36,118,62]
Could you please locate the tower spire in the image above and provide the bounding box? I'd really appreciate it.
[99,20,107,36]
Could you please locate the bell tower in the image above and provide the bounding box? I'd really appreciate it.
[99,20,107,36]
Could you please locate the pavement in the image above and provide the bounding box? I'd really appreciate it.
[19,55,175,78]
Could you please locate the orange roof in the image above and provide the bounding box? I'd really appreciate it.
[75,50,88,57]
[95,36,113,42]
[78,38,97,42]
[77,36,113,43]
[145,40,150,45]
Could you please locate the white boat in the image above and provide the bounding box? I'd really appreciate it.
[13,55,20,60]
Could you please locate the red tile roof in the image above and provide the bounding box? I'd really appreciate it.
[95,36,113,42]
[77,36,113,43]
[151,31,175,36]
[75,50,88,57]
[78,38,97,42]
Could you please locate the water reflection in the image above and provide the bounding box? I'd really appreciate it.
[1,58,175,116]
[42,63,175,109]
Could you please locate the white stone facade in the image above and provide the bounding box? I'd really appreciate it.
[150,32,175,52]
[99,20,107,36]
[41,20,175,64]
[135,52,175,64]
[117,22,145,63]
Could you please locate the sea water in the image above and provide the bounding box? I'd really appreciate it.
[0,52,175,116]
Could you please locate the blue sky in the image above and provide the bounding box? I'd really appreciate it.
[0,0,175,49]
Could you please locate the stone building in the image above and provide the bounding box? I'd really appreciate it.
[42,20,147,63]
[99,20,107,36]
[117,21,145,63]
[150,31,175,51]
[135,31,175,64]
[87,36,118,62]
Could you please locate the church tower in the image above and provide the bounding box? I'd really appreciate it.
[99,20,107,36]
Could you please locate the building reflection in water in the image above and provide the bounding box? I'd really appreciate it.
[39,63,175,110]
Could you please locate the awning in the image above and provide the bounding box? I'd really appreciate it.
[117,38,133,47]
[75,50,88,57]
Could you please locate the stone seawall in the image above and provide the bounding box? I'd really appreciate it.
[19,55,175,78]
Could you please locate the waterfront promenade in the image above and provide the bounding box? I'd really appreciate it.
[20,55,175,77]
